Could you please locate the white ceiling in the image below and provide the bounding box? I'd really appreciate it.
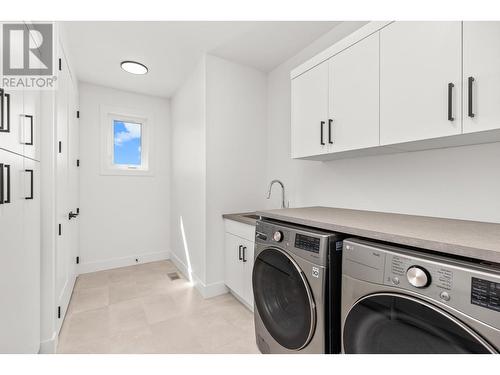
[62,21,340,98]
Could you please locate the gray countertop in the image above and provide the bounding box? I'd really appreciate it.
[222,212,260,226]
[255,206,500,264]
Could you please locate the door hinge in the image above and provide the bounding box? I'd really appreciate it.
[76,110,80,119]
[76,256,80,264]
[57,306,61,319]
[58,58,62,71]
[58,224,62,236]
[58,141,62,153]
[76,159,80,167]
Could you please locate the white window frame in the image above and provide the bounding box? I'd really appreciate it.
[100,105,154,176]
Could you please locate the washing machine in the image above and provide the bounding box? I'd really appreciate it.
[252,219,343,354]
[341,238,500,353]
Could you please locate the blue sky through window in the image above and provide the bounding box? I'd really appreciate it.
[113,120,142,165]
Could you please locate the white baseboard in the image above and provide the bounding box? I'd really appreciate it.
[170,251,228,299]
[39,333,58,354]
[78,251,170,274]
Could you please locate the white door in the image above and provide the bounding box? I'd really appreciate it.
[55,51,78,331]
[291,61,329,158]
[463,22,500,133]
[224,232,243,297]
[380,22,462,145]
[67,80,80,280]
[329,32,380,152]
[0,150,39,353]
[241,239,255,310]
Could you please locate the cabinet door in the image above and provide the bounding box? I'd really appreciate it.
[21,157,40,353]
[242,239,255,310]
[380,22,462,145]
[224,232,243,296]
[0,89,24,155]
[0,150,39,353]
[291,62,329,158]
[463,22,500,133]
[329,32,380,152]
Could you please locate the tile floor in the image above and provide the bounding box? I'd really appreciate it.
[57,260,260,354]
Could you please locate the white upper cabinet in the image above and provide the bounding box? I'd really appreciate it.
[380,22,462,145]
[291,61,329,158]
[328,32,380,152]
[463,22,500,133]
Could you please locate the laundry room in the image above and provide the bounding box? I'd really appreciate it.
[1,0,500,374]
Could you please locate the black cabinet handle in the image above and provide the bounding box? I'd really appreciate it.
[242,247,247,262]
[0,164,11,204]
[448,83,455,122]
[25,169,33,200]
[0,89,10,133]
[0,163,3,204]
[238,245,243,261]
[328,119,333,144]
[23,115,34,145]
[468,77,475,118]
[320,121,325,145]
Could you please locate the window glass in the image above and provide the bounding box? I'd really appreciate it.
[113,120,142,166]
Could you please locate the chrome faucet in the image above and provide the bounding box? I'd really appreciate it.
[266,179,288,209]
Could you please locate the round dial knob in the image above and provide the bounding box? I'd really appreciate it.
[406,266,431,288]
[273,231,283,242]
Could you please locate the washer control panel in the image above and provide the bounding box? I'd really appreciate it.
[294,233,321,254]
[471,277,500,312]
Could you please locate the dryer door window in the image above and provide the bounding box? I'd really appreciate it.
[343,293,494,354]
[253,248,316,350]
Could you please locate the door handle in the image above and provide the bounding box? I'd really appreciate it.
[0,163,3,204]
[468,77,475,118]
[0,164,11,204]
[448,83,455,122]
[320,121,325,145]
[23,115,34,145]
[328,119,333,144]
[25,169,33,200]
[0,89,10,133]
[242,247,247,262]
[238,245,243,261]
[68,210,79,220]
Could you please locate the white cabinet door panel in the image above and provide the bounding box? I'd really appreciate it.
[329,33,380,152]
[0,89,24,155]
[0,150,39,353]
[291,62,329,158]
[463,22,500,133]
[380,22,462,145]
[224,232,244,297]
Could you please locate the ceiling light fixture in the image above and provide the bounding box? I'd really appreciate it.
[120,61,148,75]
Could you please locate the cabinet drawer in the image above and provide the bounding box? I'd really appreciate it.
[224,219,256,242]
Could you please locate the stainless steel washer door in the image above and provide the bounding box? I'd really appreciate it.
[253,248,316,350]
[343,293,495,354]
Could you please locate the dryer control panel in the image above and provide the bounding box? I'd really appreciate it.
[342,239,500,330]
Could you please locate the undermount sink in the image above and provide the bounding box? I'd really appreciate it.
[242,214,261,220]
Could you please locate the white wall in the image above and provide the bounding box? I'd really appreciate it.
[170,55,268,295]
[78,83,171,272]
[266,21,500,224]
[205,55,268,285]
[170,59,207,284]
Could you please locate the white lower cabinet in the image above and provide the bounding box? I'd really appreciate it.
[0,149,40,353]
[224,220,255,310]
